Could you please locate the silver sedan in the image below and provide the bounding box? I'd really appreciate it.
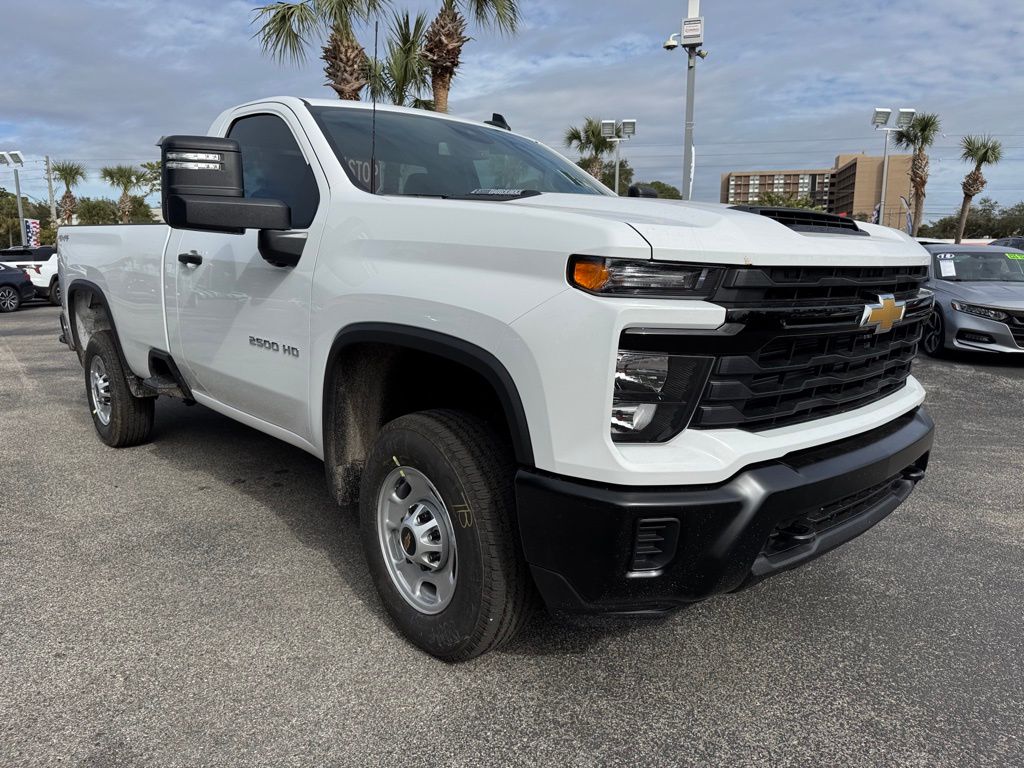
[922,244,1024,355]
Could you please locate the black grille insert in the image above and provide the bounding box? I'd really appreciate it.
[732,206,867,236]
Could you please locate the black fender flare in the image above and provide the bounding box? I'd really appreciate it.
[324,322,535,466]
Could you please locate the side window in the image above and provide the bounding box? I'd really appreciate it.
[227,114,320,229]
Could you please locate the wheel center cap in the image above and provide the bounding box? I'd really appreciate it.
[400,526,416,556]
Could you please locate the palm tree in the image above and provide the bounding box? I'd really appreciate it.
[423,0,518,113]
[367,9,432,107]
[253,0,387,101]
[954,135,1003,244]
[52,161,86,225]
[564,118,619,180]
[892,112,942,237]
[100,165,142,224]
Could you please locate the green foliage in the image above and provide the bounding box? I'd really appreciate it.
[253,0,387,63]
[639,181,682,199]
[452,0,518,34]
[139,161,162,197]
[892,112,943,154]
[920,198,1024,239]
[76,196,155,226]
[367,9,432,107]
[100,165,142,195]
[593,159,633,194]
[960,134,1003,167]
[755,191,824,210]
[51,161,87,192]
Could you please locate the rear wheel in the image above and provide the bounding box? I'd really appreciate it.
[922,308,945,357]
[83,331,154,447]
[0,286,20,312]
[359,409,533,661]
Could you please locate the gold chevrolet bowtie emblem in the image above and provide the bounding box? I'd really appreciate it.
[861,293,906,334]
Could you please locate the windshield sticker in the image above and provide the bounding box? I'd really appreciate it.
[939,260,957,277]
[1006,253,1024,260]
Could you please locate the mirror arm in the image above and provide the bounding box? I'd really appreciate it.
[259,230,308,268]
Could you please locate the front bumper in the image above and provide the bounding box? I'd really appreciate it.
[945,309,1024,353]
[516,407,934,616]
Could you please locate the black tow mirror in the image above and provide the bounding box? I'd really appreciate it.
[160,135,290,234]
[627,184,659,198]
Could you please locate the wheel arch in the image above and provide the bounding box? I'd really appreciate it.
[322,322,535,505]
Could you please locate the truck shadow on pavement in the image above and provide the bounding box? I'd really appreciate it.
[144,398,627,657]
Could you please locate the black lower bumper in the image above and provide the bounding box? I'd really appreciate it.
[516,408,934,616]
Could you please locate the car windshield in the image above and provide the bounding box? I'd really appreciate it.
[932,250,1024,282]
[310,107,610,199]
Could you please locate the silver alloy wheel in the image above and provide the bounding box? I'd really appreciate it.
[89,356,113,426]
[923,310,943,355]
[376,466,457,615]
[0,287,17,312]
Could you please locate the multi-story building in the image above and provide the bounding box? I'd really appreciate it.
[721,153,913,228]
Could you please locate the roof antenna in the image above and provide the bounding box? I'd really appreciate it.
[370,20,379,195]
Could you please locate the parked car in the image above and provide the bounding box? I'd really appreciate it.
[990,236,1024,250]
[0,245,59,304]
[0,262,36,312]
[921,244,1024,355]
[59,97,935,660]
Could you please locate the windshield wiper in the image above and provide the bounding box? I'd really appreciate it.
[459,189,542,201]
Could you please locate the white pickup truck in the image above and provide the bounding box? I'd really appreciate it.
[59,97,935,660]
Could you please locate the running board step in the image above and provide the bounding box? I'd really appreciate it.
[141,374,189,399]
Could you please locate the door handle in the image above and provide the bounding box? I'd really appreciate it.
[178,252,203,267]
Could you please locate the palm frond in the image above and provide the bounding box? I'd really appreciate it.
[960,134,1003,167]
[252,1,320,64]
[51,161,86,191]
[457,0,518,34]
[100,165,142,195]
[892,112,942,152]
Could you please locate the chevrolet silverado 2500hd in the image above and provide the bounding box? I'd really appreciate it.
[59,97,935,660]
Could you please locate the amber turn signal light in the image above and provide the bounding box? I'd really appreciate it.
[572,258,611,291]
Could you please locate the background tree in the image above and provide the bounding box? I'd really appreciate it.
[52,161,87,225]
[565,118,619,180]
[423,0,518,114]
[756,191,824,210]
[367,9,432,107]
[76,196,155,226]
[254,0,387,101]
[639,181,682,199]
[919,197,1024,240]
[139,160,162,198]
[597,158,634,194]
[100,165,143,224]
[892,112,942,236]
[955,135,1003,244]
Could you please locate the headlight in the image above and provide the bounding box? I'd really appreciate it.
[569,256,722,298]
[951,301,1009,322]
[611,350,712,443]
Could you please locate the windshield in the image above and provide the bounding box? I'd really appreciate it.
[310,107,609,199]
[932,250,1024,282]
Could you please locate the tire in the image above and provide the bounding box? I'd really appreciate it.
[83,331,155,447]
[48,279,61,306]
[922,308,946,358]
[0,285,21,312]
[359,409,533,661]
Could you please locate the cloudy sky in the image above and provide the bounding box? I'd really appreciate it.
[2,0,1022,222]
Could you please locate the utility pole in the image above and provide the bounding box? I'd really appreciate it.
[45,156,57,224]
[601,119,637,195]
[665,1,707,201]
[871,108,915,228]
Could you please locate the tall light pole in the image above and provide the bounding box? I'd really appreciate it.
[601,119,637,195]
[0,151,27,245]
[872,107,915,227]
[664,0,708,200]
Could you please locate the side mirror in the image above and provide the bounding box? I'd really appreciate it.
[160,135,290,234]
[628,184,659,198]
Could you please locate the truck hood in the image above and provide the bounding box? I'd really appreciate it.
[507,194,929,267]
[937,280,1024,310]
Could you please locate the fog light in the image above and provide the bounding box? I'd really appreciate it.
[612,403,658,434]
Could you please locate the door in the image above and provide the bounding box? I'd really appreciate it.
[172,109,327,440]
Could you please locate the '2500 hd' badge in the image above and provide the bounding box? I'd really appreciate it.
[249,336,300,358]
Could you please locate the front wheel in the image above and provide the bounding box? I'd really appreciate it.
[0,286,21,312]
[922,308,946,357]
[359,409,533,661]
[48,279,61,306]
[83,331,155,447]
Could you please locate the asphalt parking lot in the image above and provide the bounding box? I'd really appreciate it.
[2,303,1023,767]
